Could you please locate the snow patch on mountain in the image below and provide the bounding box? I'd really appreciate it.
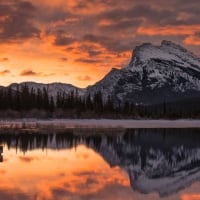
[9,82,86,97]
[87,40,200,104]
[129,40,200,73]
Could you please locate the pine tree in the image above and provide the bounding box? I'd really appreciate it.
[50,96,55,112]
[36,88,43,109]
[42,87,49,110]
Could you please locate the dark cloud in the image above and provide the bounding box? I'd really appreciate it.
[65,46,76,51]
[0,190,29,200]
[0,2,12,16]
[20,69,40,76]
[54,35,76,46]
[60,57,68,62]
[83,34,108,43]
[88,50,102,57]
[0,70,10,75]
[18,156,37,163]
[20,69,55,77]
[98,1,200,27]
[193,32,200,37]
[0,182,133,200]
[83,34,131,52]
[99,19,142,32]
[51,182,133,200]
[98,5,176,27]
[0,1,40,43]
[76,43,103,56]
[0,58,9,62]
[37,7,70,23]
[0,0,200,84]
[75,58,100,64]
[74,0,114,10]
[34,0,200,57]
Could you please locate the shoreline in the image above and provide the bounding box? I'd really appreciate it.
[0,119,200,128]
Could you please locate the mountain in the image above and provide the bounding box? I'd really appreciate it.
[8,82,86,97]
[87,40,200,104]
[2,40,200,106]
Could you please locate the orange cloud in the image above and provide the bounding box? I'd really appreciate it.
[20,70,41,76]
[0,69,10,75]
[18,156,38,163]
[137,25,200,47]
[98,19,113,26]
[77,75,92,81]
[20,69,55,77]
[182,194,200,200]
[60,57,68,62]
[184,35,200,46]
[0,57,9,62]
[1,0,200,88]
[0,146,130,200]
[137,25,200,36]
[75,58,100,64]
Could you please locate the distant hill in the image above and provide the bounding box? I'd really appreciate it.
[8,82,85,97]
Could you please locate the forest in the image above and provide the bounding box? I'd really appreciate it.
[0,85,200,119]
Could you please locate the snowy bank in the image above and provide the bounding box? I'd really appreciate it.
[0,119,200,129]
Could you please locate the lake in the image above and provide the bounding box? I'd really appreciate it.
[0,128,200,200]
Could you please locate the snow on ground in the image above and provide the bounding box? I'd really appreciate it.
[0,119,200,129]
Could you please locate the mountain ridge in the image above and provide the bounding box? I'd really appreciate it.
[1,40,200,105]
[87,40,200,104]
[7,81,86,97]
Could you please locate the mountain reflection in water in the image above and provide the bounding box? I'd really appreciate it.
[0,128,200,200]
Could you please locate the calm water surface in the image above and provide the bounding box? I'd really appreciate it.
[0,128,200,200]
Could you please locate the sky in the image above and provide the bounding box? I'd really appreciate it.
[0,0,200,88]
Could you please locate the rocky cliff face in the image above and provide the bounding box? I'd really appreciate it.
[87,41,200,104]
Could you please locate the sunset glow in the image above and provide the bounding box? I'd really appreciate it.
[0,145,131,200]
[182,194,200,200]
[0,0,200,87]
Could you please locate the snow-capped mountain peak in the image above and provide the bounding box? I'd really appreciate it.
[87,40,200,104]
[1,40,200,105]
[129,40,200,73]
[130,42,177,63]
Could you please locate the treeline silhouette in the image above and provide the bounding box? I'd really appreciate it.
[0,85,200,118]
[0,131,112,153]
[1,129,200,154]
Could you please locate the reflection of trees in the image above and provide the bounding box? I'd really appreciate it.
[0,128,200,196]
[0,130,120,153]
[0,133,54,153]
[0,146,2,162]
[0,128,200,156]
